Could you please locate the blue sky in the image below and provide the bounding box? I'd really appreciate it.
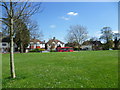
[31,2,118,42]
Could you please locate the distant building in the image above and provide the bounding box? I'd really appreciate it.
[80,45,92,50]
[82,41,102,50]
[27,39,45,49]
[46,37,65,50]
[0,36,18,53]
[65,42,79,48]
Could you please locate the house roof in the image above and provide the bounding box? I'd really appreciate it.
[0,32,2,36]
[47,38,64,44]
[65,42,79,46]
[82,41,102,45]
[0,32,2,39]
[30,39,45,44]
[2,36,10,42]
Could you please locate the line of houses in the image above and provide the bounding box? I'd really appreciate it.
[0,32,119,53]
[0,35,66,53]
[0,37,103,53]
[28,37,65,50]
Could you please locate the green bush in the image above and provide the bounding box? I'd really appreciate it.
[29,48,45,52]
[73,48,79,51]
[50,50,56,52]
[39,49,45,51]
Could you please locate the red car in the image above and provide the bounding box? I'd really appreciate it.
[57,47,74,52]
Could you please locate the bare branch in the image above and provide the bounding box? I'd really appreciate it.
[0,19,10,27]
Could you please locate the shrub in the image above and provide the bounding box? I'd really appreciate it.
[29,48,45,52]
[39,49,45,51]
[50,50,56,52]
[73,48,79,51]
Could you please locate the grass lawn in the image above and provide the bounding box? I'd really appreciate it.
[2,50,118,88]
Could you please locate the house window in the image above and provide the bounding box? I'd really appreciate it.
[2,43,7,46]
[37,42,40,46]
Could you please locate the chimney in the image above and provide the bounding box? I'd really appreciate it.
[53,37,55,40]
[34,37,36,39]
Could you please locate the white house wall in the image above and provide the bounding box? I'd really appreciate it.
[40,44,45,48]
[81,45,92,50]
[1,42,9,48]
[47,41,65,50]
[1,42,17,52]
[28,42,45,49]
[57,42,65,47]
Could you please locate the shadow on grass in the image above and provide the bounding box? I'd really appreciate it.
[5,75,26,80]
[2,75,26,86]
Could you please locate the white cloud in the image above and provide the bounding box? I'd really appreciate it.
[61,16,70,20]
[50,25,56,28]
[67,12,78,16]
[112,30,118,33]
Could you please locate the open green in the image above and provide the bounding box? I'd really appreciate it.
[2,50,118,88]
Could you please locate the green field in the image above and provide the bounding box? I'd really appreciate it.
[2,50,118,88]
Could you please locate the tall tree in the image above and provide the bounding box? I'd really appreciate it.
[100,27,113,50]
[14,19,30,53]
[100,27,113,43]
[65,25,88,50]
[0,0,41,78]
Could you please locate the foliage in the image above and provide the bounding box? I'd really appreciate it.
[65,42,79,47]
[113,33,120,50]
[100,27,113,43]
[114,38,120,50]
[50,50,56,52]
[14,19,30,53]
[73,47,79,51]
[102,40,114,50]
[99,27,114,50]
[29,48,45,52]
[2,51,118,88]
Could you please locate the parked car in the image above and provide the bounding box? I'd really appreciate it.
[57,47,74,52]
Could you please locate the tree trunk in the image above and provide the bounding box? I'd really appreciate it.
[10,2,16,78]
[78,44,81,51]
[20,42,23,53]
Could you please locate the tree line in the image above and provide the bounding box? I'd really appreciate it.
[65,25,120,50]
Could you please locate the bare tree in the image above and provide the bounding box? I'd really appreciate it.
[65,25,88,50]
[27,20,44,40]
[0,0,42,78]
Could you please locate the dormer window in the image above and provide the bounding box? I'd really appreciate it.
[52,42,55,44]
[2,43,6,46]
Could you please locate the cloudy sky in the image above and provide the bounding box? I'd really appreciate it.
[31,2,118,42]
